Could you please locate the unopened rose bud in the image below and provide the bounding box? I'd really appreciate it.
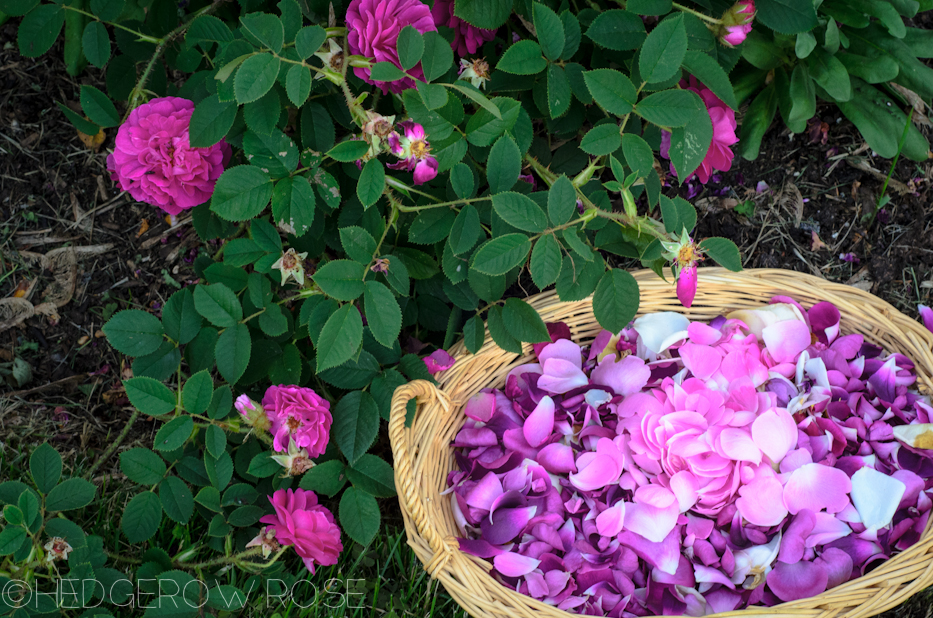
[719,0,755,47]
[235,395,272,432]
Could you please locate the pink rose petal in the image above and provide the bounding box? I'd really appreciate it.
[783,463,852,514]
[523,396,555,448]
[762,319,812,363]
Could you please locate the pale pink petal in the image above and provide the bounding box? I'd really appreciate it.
[590,355,651,396]
[808,512,852,547]
[464,392,496,422]
[569,454,622,491]
[736,476,788,526]
[494,552,541,577]
[680,343,723,380]
[596,503,626,537]
[695,564,735,590]
[850,466,906,531]
[538,338,583,369]
[536,443,577,474]
[762,320,811,363]
[624,501,680,543]
[718,428,762,464]
[688,321,723,346]
[537,358,589,394]
[523,396,555,448]
[670,470,699,512]
[728,303,806,338]
[783,463,852,514]
[752,408,798,463]
[634,485,676,509]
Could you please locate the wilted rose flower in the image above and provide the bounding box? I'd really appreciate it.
[263,385,332,456]
[44,537,73,563]
[259,489,342,573]
[245,526,280,559]
[719,0,755,46]
[346,0,436,93]
[431,0,497,56]
[107,97,231,215]
[371,257,391,274]
[660,77,737,184]
[271,437,316,476]
[458,57,491,89]
[271,248,308,286]
[388,120,438,185]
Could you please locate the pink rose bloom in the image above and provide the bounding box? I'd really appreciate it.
[263,385,332,456]
[431,0,497,57]
[424,349,456,374]
[346,0,437,94]
[106,97,230,215]
[259,488,342,573]
[660,77,738,184]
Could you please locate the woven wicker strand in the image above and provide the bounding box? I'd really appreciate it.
[388,268,933,618]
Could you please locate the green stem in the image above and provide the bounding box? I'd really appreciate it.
[672,2,722,24]
[394,196,491,212]
[85,409,140,480]
[61,5,161,43]
[125,2,220,116]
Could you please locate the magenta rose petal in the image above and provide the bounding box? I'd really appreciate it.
[767,560,829,602]
[494,552,541,577]
[481,505,537,545]
[590,355,651,396]
[538,358,589,394]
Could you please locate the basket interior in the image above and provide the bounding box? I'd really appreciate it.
[399,269,933,618]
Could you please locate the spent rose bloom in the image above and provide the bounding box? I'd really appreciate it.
[271,248,308,286]
[458,57,491,89]
[259,489,342,573]
[660,77,738,184]
[44,537,73,563]
[720,0,755,47]
[263,385,332,456]
[431,0,497,56]
[346,0,436,94]
[388,121,438,185]
[245,526,280,559]
[107,97,231,215]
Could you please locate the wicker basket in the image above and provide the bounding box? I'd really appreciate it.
[388,268,933,618]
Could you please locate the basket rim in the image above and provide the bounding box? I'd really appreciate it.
[390,268,933,618]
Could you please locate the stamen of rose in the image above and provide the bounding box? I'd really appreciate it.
[471,59,489,78]
[410,140,430,159]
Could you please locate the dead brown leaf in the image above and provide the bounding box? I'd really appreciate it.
[78,127,106,151]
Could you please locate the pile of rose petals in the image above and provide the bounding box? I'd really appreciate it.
[447,298,933,616]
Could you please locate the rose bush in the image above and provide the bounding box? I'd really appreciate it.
[4,0,933,611]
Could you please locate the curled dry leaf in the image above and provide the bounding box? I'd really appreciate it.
[0,297,35,332]
[41,247,77,308]
[777,182,804,226]
[78,127,106,151]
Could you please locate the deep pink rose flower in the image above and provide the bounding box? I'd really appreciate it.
[106,97,230,215]
[660,77,738,184]
[431,0,497,57]
[263,385,332,456]
[259,488,342,573]
[346,0,436,94]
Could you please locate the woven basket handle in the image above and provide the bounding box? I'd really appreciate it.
[389,380,455,573]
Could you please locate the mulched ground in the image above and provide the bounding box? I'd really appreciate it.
[2,17,933,617]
